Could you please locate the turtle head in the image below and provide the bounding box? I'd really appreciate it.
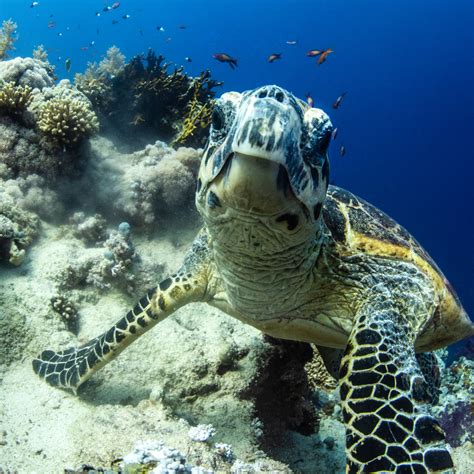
[196,85,333,234]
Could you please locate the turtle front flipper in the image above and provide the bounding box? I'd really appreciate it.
[33,232,212,392]
[339,302,454,473]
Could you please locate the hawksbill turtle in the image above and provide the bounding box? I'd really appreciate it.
[33,85,473,473]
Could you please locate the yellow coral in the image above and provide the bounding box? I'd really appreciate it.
[172,80,214,145]
[0,19,17,60]
[0,81,33,116]
[37,96,99,145]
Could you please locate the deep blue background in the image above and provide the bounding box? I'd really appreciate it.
[1,0,473,321]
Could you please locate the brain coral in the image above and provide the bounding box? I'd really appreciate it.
[0,57,55,90]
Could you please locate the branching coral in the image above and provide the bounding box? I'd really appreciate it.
[74,62,111,107]
[74,46,124,108]
[76,48,221,150]
[172,76,214,146]
[0,19,17,61]
[37,96,99,145]
[0,81,33,117]
[32,44,48,62]
[97,45,125,78]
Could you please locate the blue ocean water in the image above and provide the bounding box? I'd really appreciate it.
[1,0,473,325]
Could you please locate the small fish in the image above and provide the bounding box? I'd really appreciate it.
[286,40,297,45]
[112,20,119,25]
[178,25,187,29]
[332,92,346,109]
[331,127,338,141]
[65,58,71,72]
[80,46,89,51]
[156,26,165,32]
[57,32,63,37]
[213,53,238,69]
[111,2,120,9]
[47,20,56,29]
[340,145,346,156]
[95,12,101,17]
[306,93,314,108]
[90,40,95,46]
[165,37,172,42]
[318,48,333,65]
[306,49,322,57]
[103,6,112,12]
[30,2,39,7]
[267,53,282,63]
[122,14,130,19]
[184,56,192,62]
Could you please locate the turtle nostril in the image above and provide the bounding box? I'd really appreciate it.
[275,91,284,103]
[276,213,299,231]
[258,90,267,98]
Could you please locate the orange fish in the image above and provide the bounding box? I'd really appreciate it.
[213,53,238,69]
[318,48,333,65]
[306,49,322,57]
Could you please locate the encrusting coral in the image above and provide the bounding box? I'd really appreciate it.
[37,95,99,145]
[0,81,33,118]
[0,19,17,61]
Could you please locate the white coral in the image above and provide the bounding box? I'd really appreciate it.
[0,57,55,90]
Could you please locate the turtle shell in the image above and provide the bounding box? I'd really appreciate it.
[323,185,473,351]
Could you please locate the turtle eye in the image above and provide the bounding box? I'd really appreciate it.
[211,107,225,131]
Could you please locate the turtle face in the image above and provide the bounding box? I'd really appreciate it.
[196,85,333,227]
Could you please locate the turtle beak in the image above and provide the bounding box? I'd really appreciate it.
[231,86,302,166]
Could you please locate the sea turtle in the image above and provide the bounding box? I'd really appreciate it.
[33,85,473,473]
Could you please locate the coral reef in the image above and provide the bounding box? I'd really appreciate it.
[0,19,17,61]
[305,345,338,391]
[96,45,126,78]
[73,138,201,228]
[50,294,78,333]
[434,355,473,448]
[57,222,139,294]
[0,56,55,90]
[0,173,64,220]
[0,81,32,119]
[172,75,214,146]
[0,116,71,179]
[0,75,95,180]
[0,201,39,265]
[69,212,107,245]
[36,94,99,146]
[76,48,221,150]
